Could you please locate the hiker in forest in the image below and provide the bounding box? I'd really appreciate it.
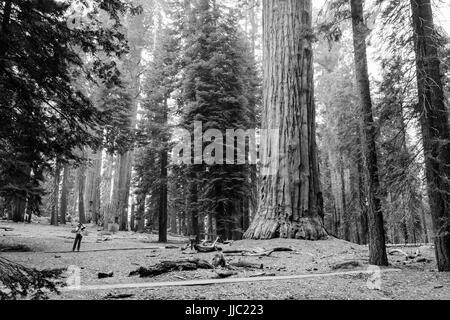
[72,222,86,252]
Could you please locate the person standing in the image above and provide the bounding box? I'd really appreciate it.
[72,222,86,252]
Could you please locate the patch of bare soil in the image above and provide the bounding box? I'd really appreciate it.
[1,220,449,300]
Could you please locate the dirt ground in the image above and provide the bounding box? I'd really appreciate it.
[1,220,449,300]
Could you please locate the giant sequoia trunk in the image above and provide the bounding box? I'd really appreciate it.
[244,0,327,240]
[350,0,388,265]
[411,0,450,271]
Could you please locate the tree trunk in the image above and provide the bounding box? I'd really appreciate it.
[157,96,169,242]
[50,163,60,226]
[11,196,26,223]
[349,0,388,266]
[6,197,12,220]
[116,152,132,231]
[188,170,200,242]
[136,194,146,232]
[339,155,350,241]
[356,152,368,245]
[421,208,429,243]
[328,148,348,240]
[101,154,114,228]
[130,203,135,232]
[11,163,30,223]
[59,164,69,225]
[77,164,86,224]
[245,0,326,240]
[158,147,168,242]
[84,150,102,224]
[411,0,450,271]
[170,208,178,234]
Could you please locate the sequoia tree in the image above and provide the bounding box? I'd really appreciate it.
[410,0,450,271]
[349,0,388,266]
[244,0,327,240]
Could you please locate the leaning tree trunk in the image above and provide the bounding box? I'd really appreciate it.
[349,0,388,266]
[244,0,326,240]
[411,0,450,271]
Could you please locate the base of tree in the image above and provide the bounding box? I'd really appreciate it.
[244,216,328,240]
[434,231,450,271]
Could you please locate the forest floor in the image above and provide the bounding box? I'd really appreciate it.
[1,219,449,300]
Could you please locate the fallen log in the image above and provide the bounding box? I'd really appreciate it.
[194,244,221,253]
[129,258,213,278]
[243,250,274,257]
[249,272,275,277]
[272,247,294,252]
[194,237,221,253]
[215,270,238,278]
[331,260,362,270]
[230,261,263,269]
[223,249,245,254]
[223,247,294,257]
[103,293,134,299]
[389,249,421,260]
[388,249,408,257]
[98,272,114,279]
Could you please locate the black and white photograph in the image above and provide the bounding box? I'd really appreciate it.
[0,0,450,306]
